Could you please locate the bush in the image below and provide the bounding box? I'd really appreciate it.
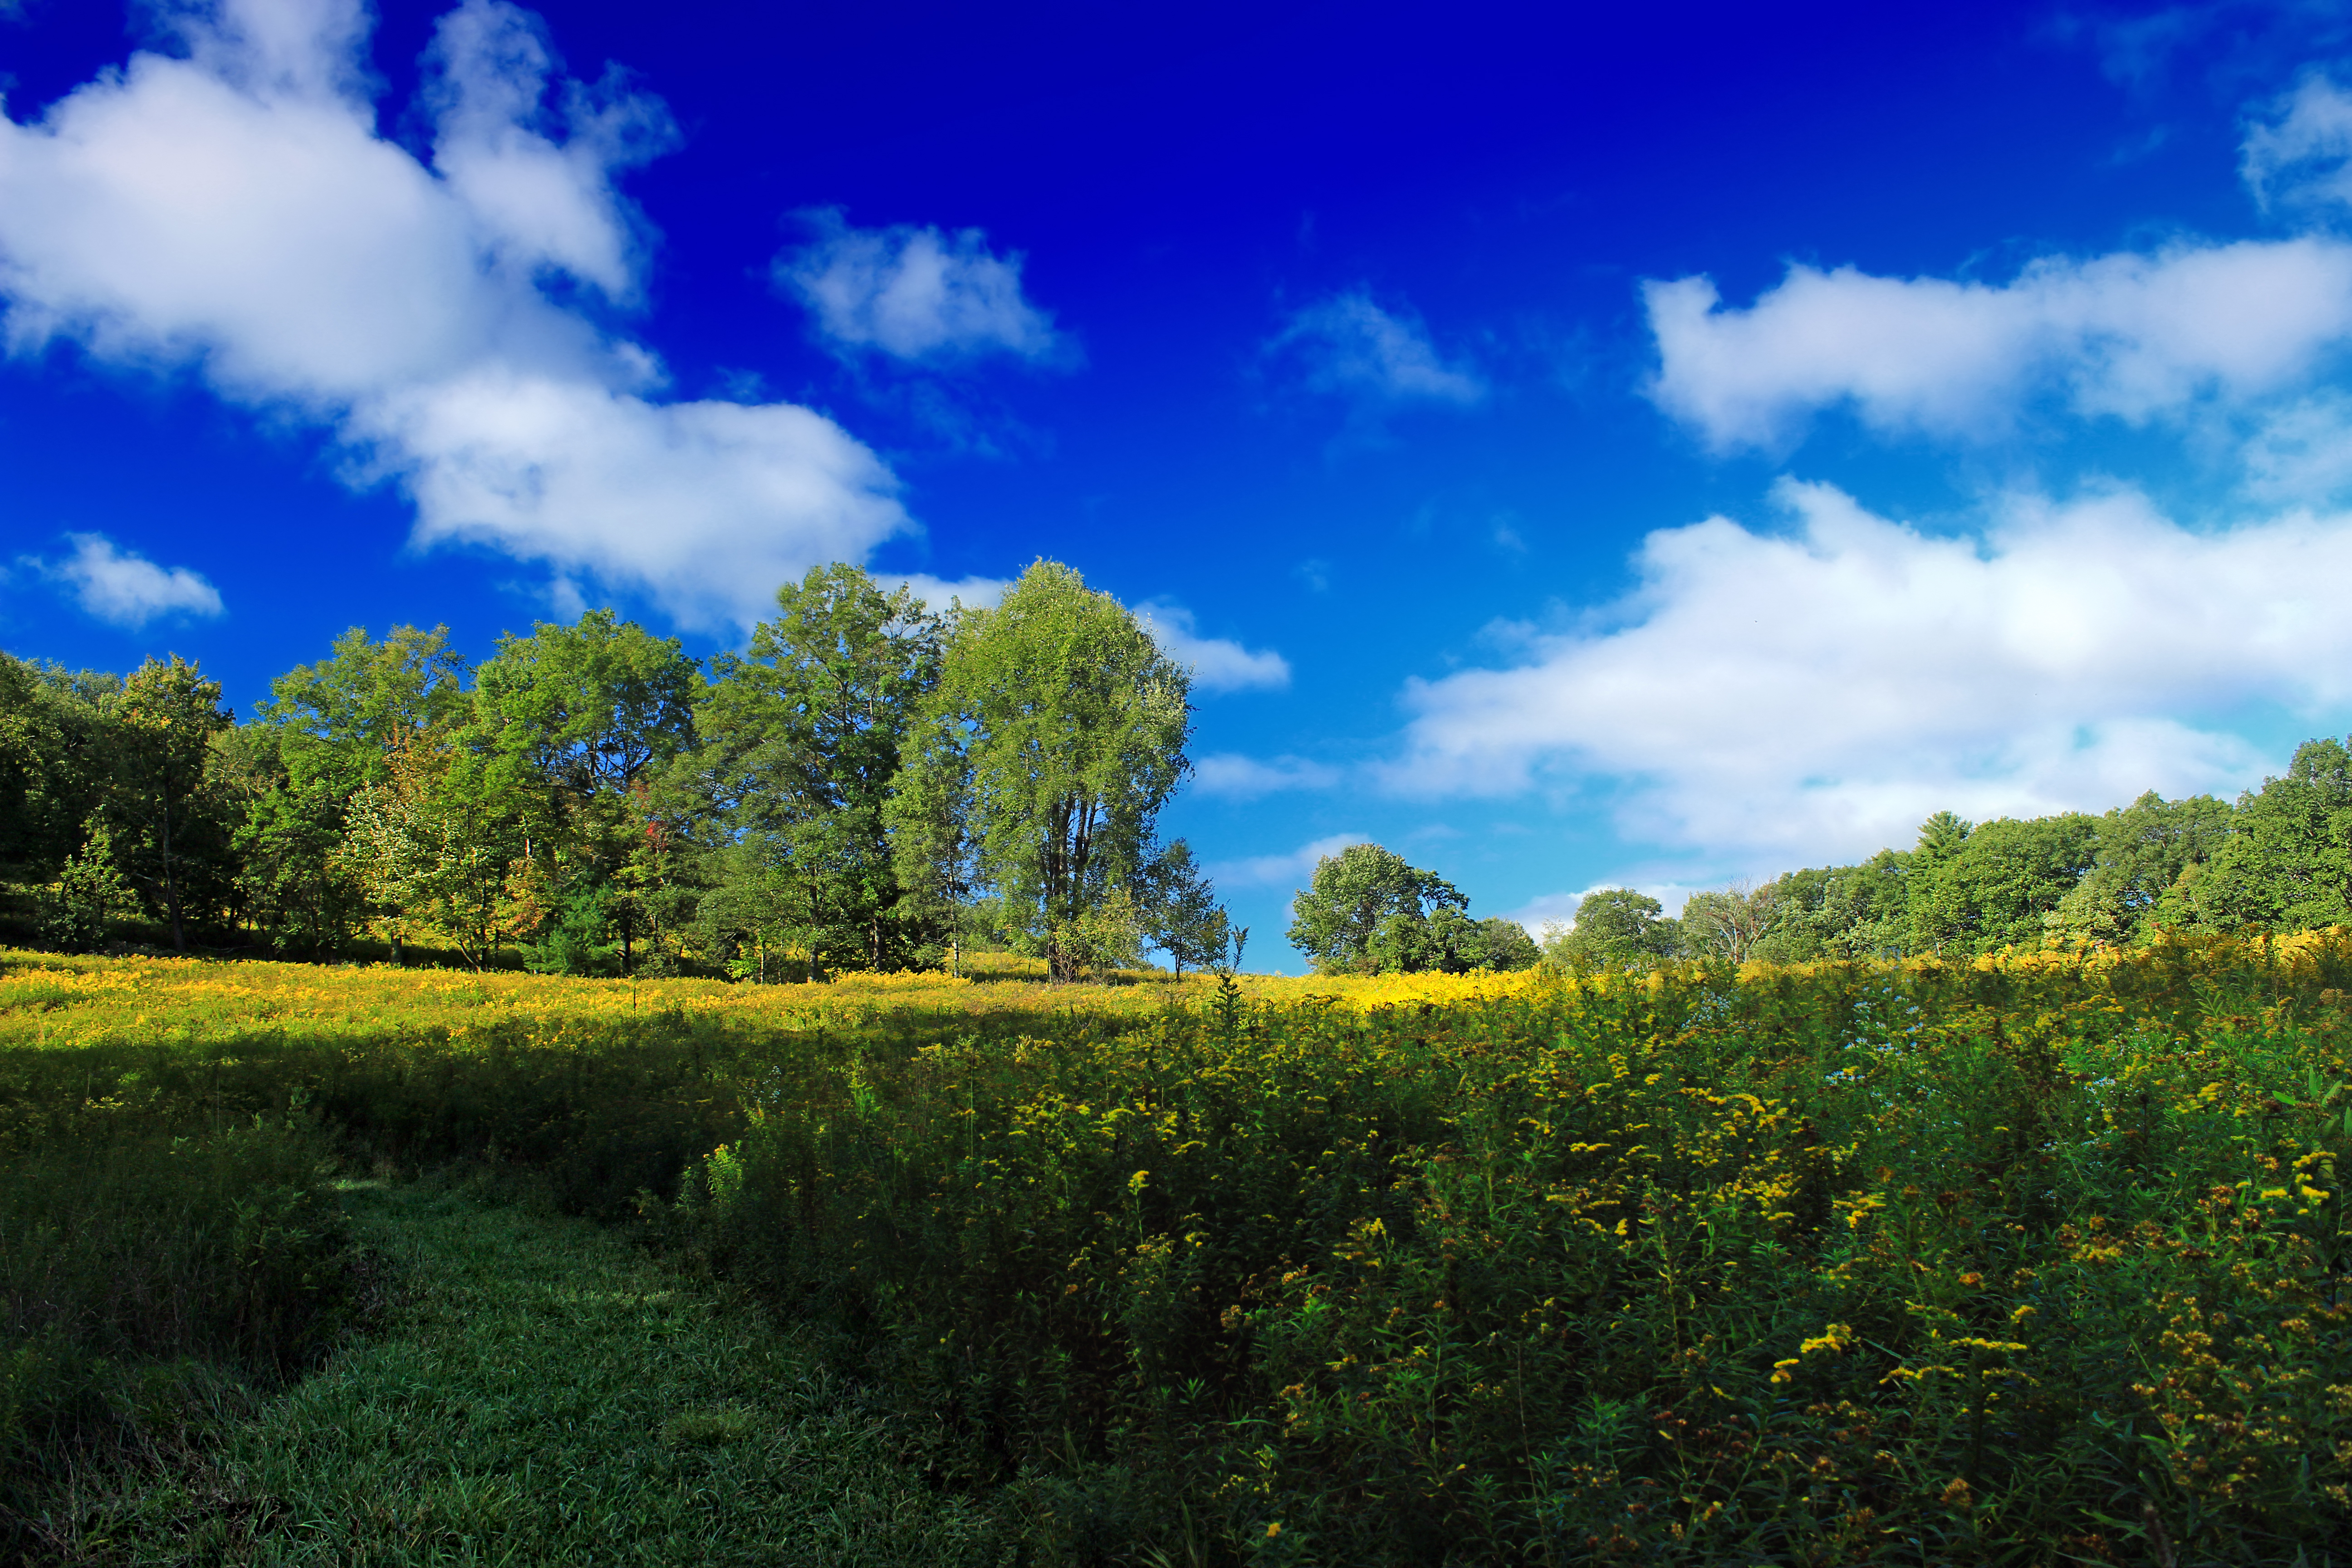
[0,1114,353,1531]
[659,938,2352,1561]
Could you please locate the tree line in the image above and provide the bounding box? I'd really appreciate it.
[1555,738,2352,967]
[0,560,1237,982]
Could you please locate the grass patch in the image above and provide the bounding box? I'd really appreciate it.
[23,1180,1008,1566]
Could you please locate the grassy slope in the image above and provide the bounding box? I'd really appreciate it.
[32,1183,1007,1567]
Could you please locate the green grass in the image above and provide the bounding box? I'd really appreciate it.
[22,1181,1008,1566]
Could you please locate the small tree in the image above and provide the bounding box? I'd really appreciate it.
[1287,843,1464,973]
[1143,838,1229,976]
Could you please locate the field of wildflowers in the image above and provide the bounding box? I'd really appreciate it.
[7,937,2352,1563]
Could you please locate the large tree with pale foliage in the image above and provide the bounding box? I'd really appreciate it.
[894,560,1191,982]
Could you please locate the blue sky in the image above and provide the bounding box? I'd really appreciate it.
[8,0,2352,969]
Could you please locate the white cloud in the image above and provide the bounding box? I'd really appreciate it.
[778,208,1064,366]
[1268,289,1485,408]
[1136,603,1290,692]
[1384,479,2352,863]
[0,0,909,631]
[26,532,225,627]
[882,579,1289,693]
[2244,72,2352,211]
[2242,391,2352,501]
[1193,753,1343,799]
[889,572,1014,612]
[1206,832,1370,890]
[1500,883,1698,933]
[1645,240,2352,448]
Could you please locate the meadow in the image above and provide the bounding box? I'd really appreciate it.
[6,938,2352,1564]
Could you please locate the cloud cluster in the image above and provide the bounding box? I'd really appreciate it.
[1268,289,1485,411]
[24,533,225,627]
[0,0,908,630]
[778,209,1065,366]
[1136,603,1290,692]
[1206,831,1369,890]
[1386,480,2352,863]
[1192,752,1343,799]
[2244,73,2352,211]
[1645,241,2352,449]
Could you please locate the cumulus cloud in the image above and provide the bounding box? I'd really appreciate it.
[890,571,1014,612]
[1136,603,1290,692]
[0,0,909,630]
[1206,832,1370,891]
[1267,289,1485,409]
[1645,240,2352,449]
[1500,883,1696,933]
[25,533,225,627]
[1383,479,2352,863]
[778,209,1064,366]
[1192,753,1343,799]
[2244,72,2352,211]
[2242,391,2352,501]
[883,578,1285,693]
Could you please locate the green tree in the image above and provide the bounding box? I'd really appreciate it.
[1541,887,1679,971]
[2047,791,2234,944]
[1680,879,1778,962]
[102,656,235,951]
[1286,843,1465,973]
[469,610,701,974]
[338,731,514,970]
[0,654,109,902]
[1779,852,1920,960]
[1365,906,1540,974]
[2191,738,2352,933]
[698,565,939,976]
[898,561,1191,983]
[240,625,471,957]
[1912,813,2098,956]
[1142,838,1229,976]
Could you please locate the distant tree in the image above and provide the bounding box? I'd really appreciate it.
[2047,791,2234,944]
[341,730,523,971]
[1473,916,1542,970]
[1912,813,2099,956]
[1543,887,1679,971]
[102,656,235,951]
[1680,879,1777,963]
[885,706,983,975]
[697,565,940,975]
[897,560,1191,983]
[469,610,701,974]
[240,625,470,957]
[1287,843,1466,973]
[1914,810,1974,868]
[1365,905,1541,974]
[0,653,107,897]
[1142,838,1229,976]
[2190,738,2352,933]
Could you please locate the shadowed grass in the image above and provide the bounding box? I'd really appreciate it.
[25,1181,1008,1566]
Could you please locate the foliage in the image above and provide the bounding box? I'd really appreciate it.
[695,564,939,977]
[100,655,238,951]
[0,1111,353,1543]
[17,942,2352,1558]
[1679,879,1777,962]
[1287,843,1468,972]
[901,560,1192,981]
[1143,838,1230,976]
[1544,885,1681,970]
